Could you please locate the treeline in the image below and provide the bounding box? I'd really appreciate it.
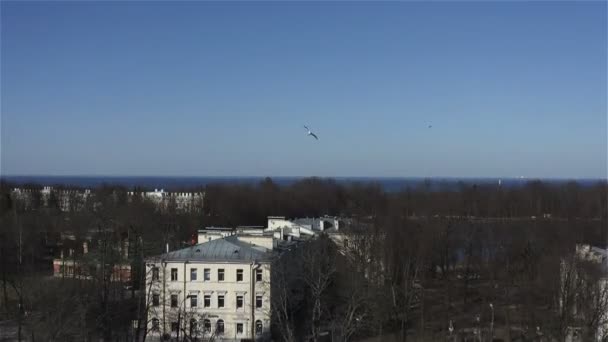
[271,212,607,342]
[4,178,607,223]
[206,178,608,225]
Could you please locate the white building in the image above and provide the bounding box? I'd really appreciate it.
[144,215,349,341]
[11,186,91,211]
[197,227,235,243]
[145,235,273,341]
[562,244,608,342]
[576,245,608,342]
[265,215,341,241]
[127,189,204,213]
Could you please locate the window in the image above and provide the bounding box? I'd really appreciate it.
[236,323,244,334]
[256,268,263,282]
[191,268,197,281]
[256,295,262,308]
[190,295,197,307]
[218,269,224,281]
[204,268,210,281]
[255,320,263,335]
[218,295,225,308]
[152,294,160,307]
[171,268,178,281]
[236,295,243,308]
[236,269,243,281]
[171,294,178,308]
[204,295,210,308]
[152,318,159,331]
[216,319,224,334]
[203,319,211,333]
[171,322,179,333]
[152,267,159,281]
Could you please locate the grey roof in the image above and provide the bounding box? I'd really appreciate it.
[151,236,272,263]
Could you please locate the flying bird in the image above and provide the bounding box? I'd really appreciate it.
[428,124,433,128]
[303,125,319,140]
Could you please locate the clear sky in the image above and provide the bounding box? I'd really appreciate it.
[1,1,606,178]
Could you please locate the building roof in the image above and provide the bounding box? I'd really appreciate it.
[199,226,233,232]
[151,236,273,263]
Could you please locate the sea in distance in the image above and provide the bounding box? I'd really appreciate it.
[2,175,605,193]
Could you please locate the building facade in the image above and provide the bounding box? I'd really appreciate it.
[11,186,92,211]
[127,189,204,213]
[145,236,272,341]
[52,232,132,283]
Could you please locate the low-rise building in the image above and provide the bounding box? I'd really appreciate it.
[52,230,132,283]
[265,215,341,241]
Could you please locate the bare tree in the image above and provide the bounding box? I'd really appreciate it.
[271,254,300,342]
[300,235,337,342]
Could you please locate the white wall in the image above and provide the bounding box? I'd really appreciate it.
[197,231,232,244]
[267,218,298,230]
[146,260,271,341]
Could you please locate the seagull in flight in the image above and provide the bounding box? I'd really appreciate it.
[303,125,319,140]
[428,124,433,129]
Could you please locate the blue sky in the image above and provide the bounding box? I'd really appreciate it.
[1,1,606,178]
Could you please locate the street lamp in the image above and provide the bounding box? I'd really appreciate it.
[475,315,481,342]
[489,303,494,341]
[448,320,454,341]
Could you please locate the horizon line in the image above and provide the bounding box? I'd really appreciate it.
[1,174,606,181]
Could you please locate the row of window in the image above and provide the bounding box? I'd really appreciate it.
[151,318,264,336]
[152,267,263,282]
[152,293,264,309]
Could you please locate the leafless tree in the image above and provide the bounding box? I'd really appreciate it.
[300,235,337,342]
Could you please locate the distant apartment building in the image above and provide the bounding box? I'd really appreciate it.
[10,186,204,213]
[127,189,204,213]
[11,186,92,211]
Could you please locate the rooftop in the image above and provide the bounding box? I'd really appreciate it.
[151,236,273,263]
